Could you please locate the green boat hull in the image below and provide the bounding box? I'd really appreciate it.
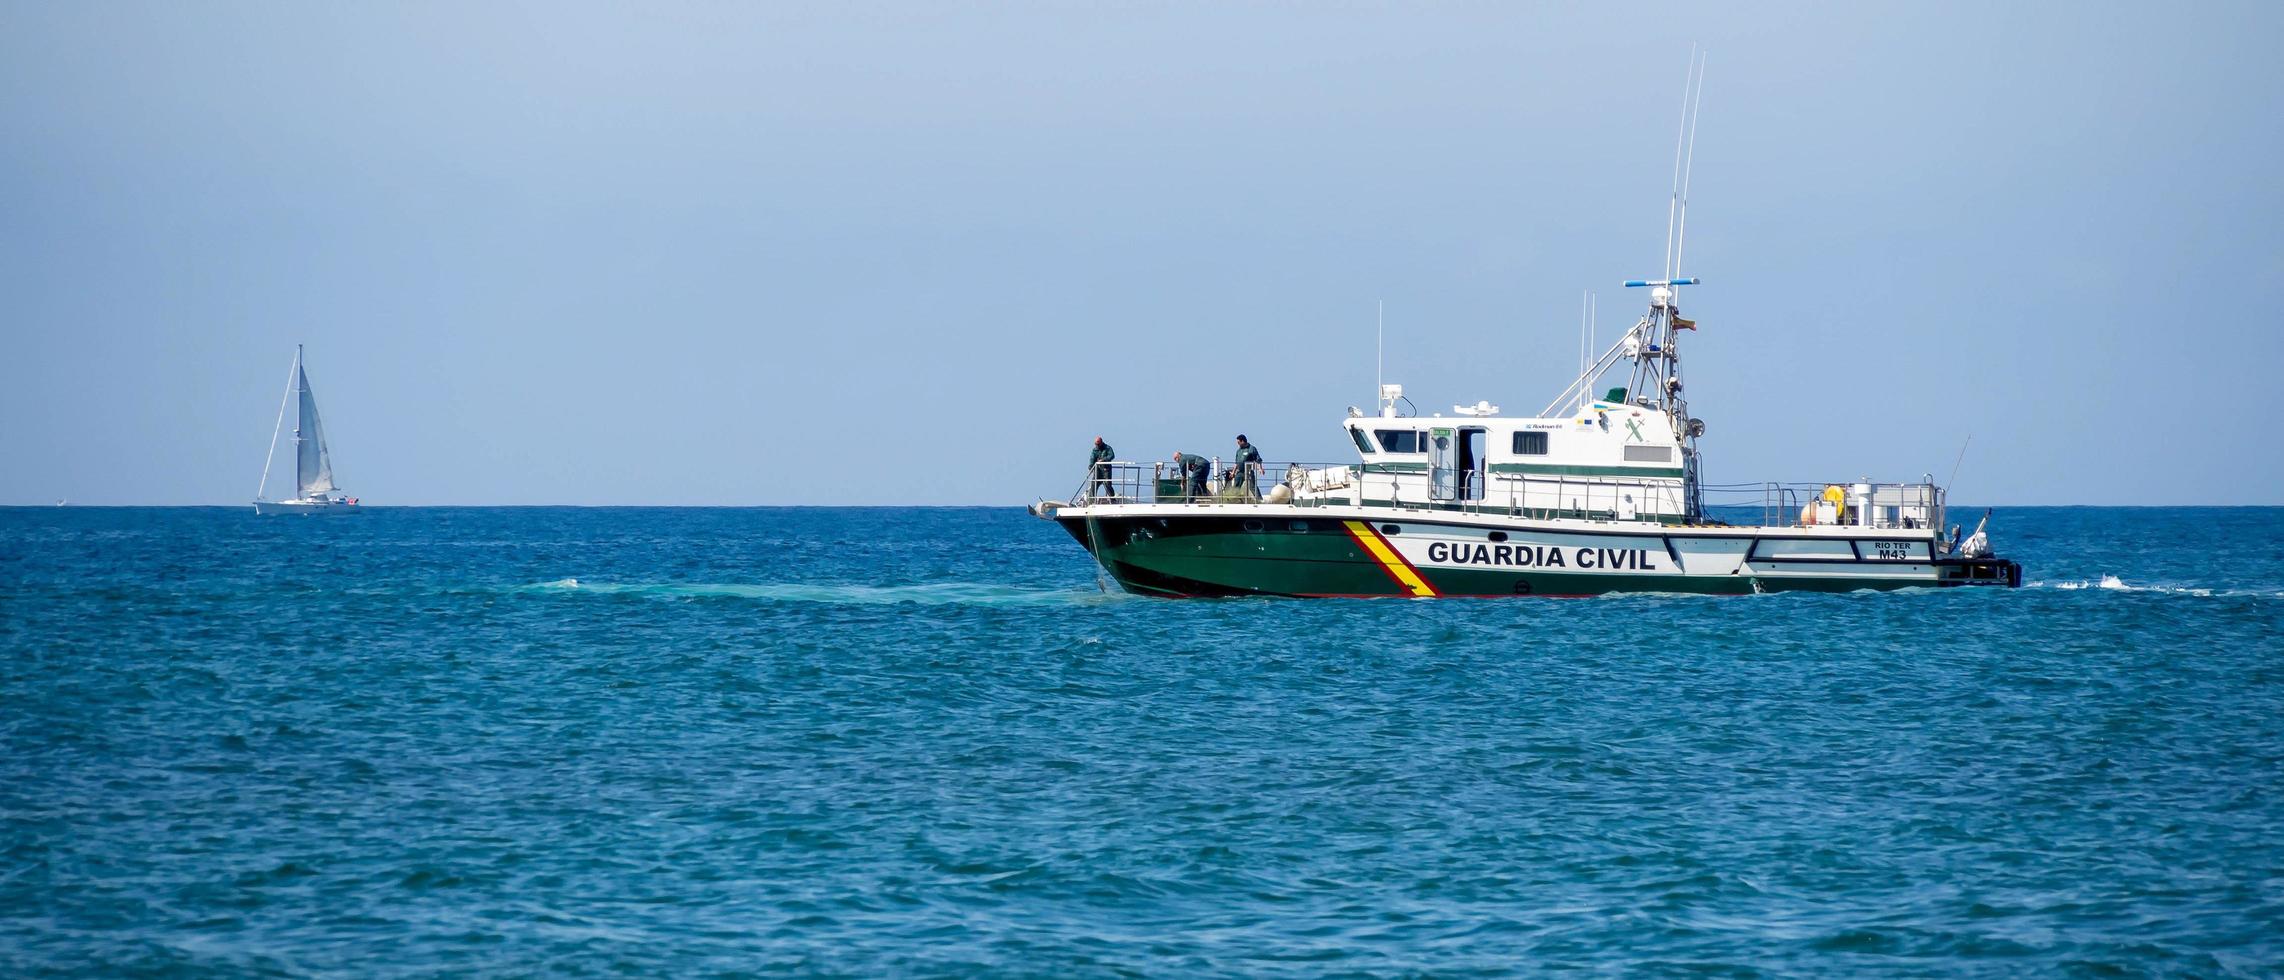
[1056,513,2020,598]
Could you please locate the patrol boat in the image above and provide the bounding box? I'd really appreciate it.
[1030,278,2022,597]
[252,345,361,516]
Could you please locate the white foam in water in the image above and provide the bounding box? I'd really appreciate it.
[2045,575,2128,591]
[521,579,1114,606]
[2034,574,2222,597]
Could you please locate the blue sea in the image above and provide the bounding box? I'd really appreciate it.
[4,506,2281,975]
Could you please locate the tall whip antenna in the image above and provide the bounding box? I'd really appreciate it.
[1661,42,1699,283]
[1673,50,1708,281]
[1376,299,1384,401]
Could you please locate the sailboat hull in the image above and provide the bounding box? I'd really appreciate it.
[253,499,361,516]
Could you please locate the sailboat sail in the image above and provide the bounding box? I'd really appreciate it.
[295,361,336,496]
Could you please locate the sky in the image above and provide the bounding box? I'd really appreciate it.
[3,1,2279,506]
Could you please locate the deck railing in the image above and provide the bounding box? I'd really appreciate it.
[1701,481,1946,532]
[1072,459,1295,506]
[1069,463,1946,531]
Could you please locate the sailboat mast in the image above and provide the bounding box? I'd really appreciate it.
[292,343,309,495]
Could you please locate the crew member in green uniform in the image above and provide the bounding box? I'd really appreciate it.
[1087,437,1115,500]
[1231,434,1263,500]
[1170,451,1210,500]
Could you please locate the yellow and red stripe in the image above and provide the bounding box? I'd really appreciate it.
[1342,520,1439,597]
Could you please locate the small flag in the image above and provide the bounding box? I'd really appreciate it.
[1672,316,1697,331]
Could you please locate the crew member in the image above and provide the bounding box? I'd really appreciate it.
[1087,437,1116,500]
[1170,451,1210,500]
[1231,434,1263,500]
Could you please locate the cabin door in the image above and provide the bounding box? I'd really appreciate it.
[1458,427,1487,500]
[1429,427,1458,501]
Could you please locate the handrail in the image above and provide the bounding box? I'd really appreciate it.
[1066,462,1947,531]
[1071,459,1293,506]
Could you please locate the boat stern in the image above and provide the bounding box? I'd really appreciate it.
[1934,555,2023,588]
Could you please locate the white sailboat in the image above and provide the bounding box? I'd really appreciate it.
[253,345,361,515]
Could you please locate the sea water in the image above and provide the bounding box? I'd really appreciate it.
[3,506,2280,974]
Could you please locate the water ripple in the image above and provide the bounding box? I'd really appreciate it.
[2,506,2281,974]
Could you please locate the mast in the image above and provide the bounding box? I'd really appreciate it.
[293,344,308,494]
[1596,52,1710,517]
[1536,48,1713,517]
[293,344,337,499]
[1615,276,1702,517]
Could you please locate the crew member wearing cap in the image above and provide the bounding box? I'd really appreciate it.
[1170,450,1210,500]
[1087,437,1116,501]
[1231,434,1263,500]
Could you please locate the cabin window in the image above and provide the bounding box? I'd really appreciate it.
[1624,445,1674,463]
[1511,432,1548,456]
[1349,428,1375,454]
[1376,430,1423,454]
[1380,525,1402,535]
[1488,531,1508,542]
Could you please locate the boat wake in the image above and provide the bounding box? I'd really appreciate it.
[2048,574,2137,591]
[2025,575,2271,598]
[521,579,1121,607]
